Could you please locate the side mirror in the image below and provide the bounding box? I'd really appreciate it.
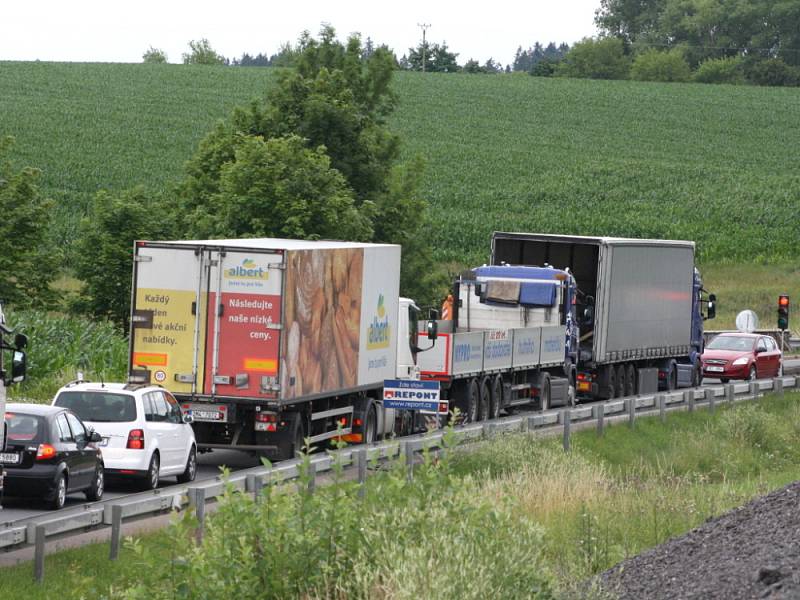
[14,333,27,350]
[426,320,438,341]
[582,306,595,326]
[183,413,194,425]
[10,350,26,384]
[90,430,103,443]
[707,295,716,320]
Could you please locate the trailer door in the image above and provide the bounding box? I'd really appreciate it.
[203,249,284,398]
[130,244,208,394]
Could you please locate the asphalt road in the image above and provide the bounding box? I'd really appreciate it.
[0,449,260,522]
[2,359,798,523]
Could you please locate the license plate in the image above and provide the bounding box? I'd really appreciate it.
[191,409,225,422]
[706,366,724,373]
[0,452,20,464]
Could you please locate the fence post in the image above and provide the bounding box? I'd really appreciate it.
[405,440,415,481]
[627,398,636,427]
[749,380,759,400]
[307,462,317,495]
[705,388,715,414]
[774,377,784,398]
[725,383,735,403]
[109,504,123,560]
[357,448,368,499]
[685,390,695,412]
[33,525,45,584]
[190,488,206,545]
[562,409,571,451]
[593,404,604,437]
[246,473,264,502]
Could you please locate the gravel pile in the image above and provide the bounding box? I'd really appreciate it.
[601,481,800,599]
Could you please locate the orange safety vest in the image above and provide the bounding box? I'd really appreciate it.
[441,294,454,320]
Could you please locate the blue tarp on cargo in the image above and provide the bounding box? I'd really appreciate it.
[473,265,561,307]
[519,282,556,306]
[473,265,566,281]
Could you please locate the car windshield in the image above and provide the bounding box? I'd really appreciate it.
[54,391,137,423]
[707,336,755,351]
[5,413,46,443]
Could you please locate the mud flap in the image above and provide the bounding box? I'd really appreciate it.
[547,378,570,407]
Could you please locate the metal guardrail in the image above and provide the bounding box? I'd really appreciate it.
[3,374,800,582]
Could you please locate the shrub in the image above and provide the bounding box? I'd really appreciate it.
[630,49,691,82]
[743,58,800,87]
[119,444,555,600]
[557,37,630,80]
[694,57,745,85]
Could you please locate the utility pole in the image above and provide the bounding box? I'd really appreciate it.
[418,23,430,73]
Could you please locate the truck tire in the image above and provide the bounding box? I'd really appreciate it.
[477,378,491,421]
[364,405,377,445]
[625,364,637,397]
[538,373,551,411]
[667,365,678,391]
[599,365,615,400]
[490,375,503,419]
[291,419,306,459]
[615,365,626,398]
[463,379,479,423]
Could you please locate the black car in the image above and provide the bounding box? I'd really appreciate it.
[1,403,104,509]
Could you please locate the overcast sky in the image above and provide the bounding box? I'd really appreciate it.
[1,1,600,66]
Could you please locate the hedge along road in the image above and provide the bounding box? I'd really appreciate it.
[3,358,799,523]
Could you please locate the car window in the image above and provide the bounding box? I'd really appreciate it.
[768,338,778,351]
[65,413,87,443]
[164,393,182,424]
[5,413,46,443]
[707,336,755,351]
[149,392,170,423]
[757,338,768,352]
[54,391,137,423]
[56,413,73,442]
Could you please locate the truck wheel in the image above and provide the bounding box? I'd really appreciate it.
[538,373,551,411]
[477,378,490,421]
[625,364,637,397]
[601,366,616,401]
[490,376,503,419]
[615,365,626,398]
[464,379,479,423]
[363,405,377,445]
[667,365,678,391]
[292,421,306,459]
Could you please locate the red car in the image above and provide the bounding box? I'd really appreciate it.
[702,333,783,382]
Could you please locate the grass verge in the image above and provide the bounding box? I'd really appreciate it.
[2,391,799,598]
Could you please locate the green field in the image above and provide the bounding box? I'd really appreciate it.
[1,62,799,327]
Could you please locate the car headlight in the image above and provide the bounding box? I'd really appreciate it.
[732,357,750,366]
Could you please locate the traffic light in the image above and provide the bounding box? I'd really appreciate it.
[778,295,790,330]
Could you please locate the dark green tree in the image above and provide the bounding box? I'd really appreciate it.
[407,41,460,72]
[182,38,227,65]
[142,46,168,64]
[178,25,444,307]
[558,37,631,79]
[74,187,175,327]
[0,137,55,308]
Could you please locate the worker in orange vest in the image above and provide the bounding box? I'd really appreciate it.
[441,294,454,320]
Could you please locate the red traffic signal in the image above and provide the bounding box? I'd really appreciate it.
[777,295,790,330]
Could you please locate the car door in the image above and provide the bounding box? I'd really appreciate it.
[65,412,96,489]
[767,337,782,376]
[164,392,191,467]
[146,391,182,471]
[755,337,770,377]
[54,412,87,491]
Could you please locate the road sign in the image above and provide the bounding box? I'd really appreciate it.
[383,379,445,412]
